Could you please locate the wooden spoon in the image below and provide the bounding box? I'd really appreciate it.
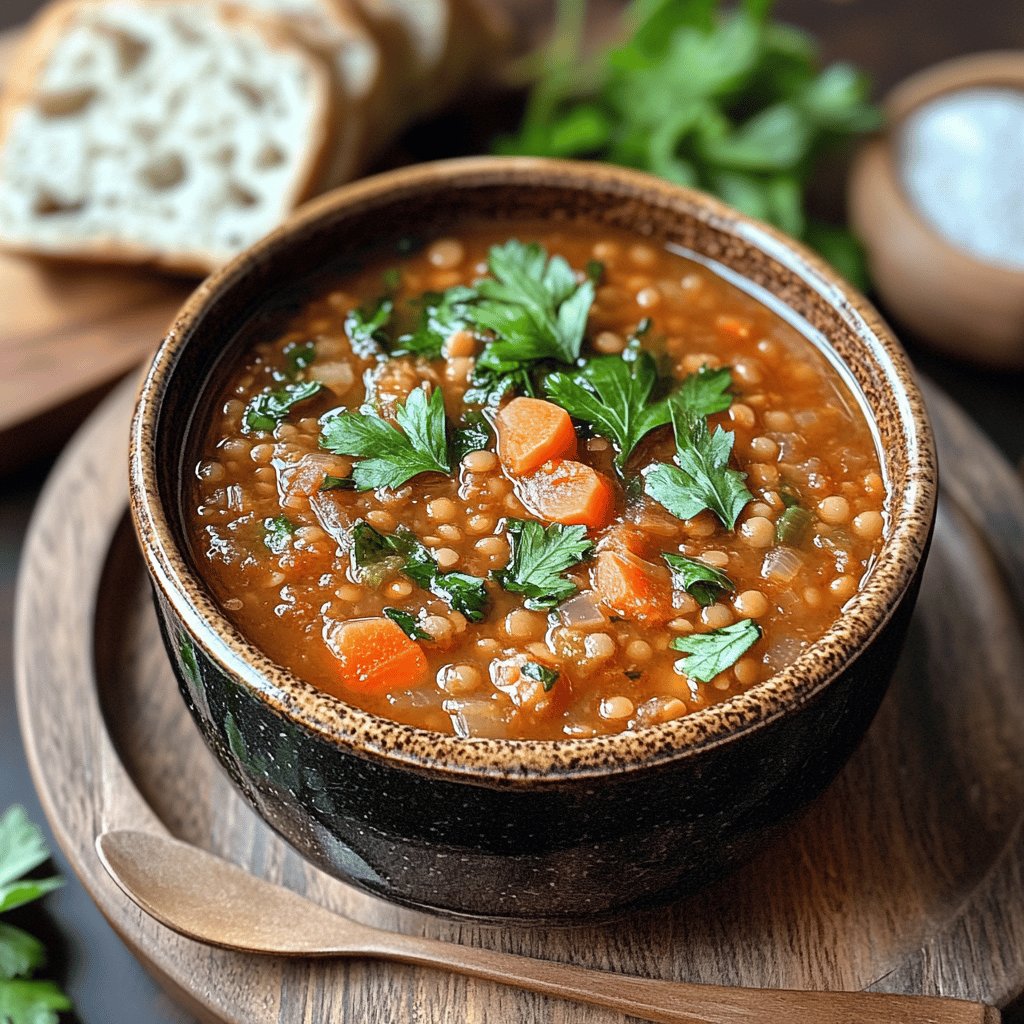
[96,830,1000,1024]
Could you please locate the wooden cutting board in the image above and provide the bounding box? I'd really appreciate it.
[13,375,1024,1023]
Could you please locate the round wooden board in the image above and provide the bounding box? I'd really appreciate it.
[14,374,1024,1023]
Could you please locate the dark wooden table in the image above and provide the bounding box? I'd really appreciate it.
[1,2,1022,1022]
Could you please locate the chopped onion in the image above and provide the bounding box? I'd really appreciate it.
[309,491,354,549]
[442,697,510,739]
[558,592,606,628]
[761,546,805,583]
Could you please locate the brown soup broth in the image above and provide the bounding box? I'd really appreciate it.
[187,222,887,740]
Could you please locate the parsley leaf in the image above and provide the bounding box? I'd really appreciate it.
[493,519,593,609]
[0,807,71,1023]
[643,394,753,529]
[522,661,559,691]
[545,347,669,471]
[320,387,450,491]
[351,523,489,621]
[244,380,323,434]
[450,411,493,461]
[468,240,595,365]
[0,978,72,1024]
[283,339,316,379]
[382,607,434,641]
[675,365,734,419]
[319,474,355,492]
[345,297,393,357]
[262,515,295,554]
[393,286,477,360]
[463,359,535,407]
[669,618,761,682]
[663,552,735,606]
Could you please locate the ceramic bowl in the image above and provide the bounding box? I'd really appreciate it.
[130,157,937,923]
[848,51,1024,369]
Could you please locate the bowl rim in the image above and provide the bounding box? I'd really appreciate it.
[129,155,937,782]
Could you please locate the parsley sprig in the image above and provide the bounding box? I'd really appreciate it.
[493,519,593,608]
[244,380,323,434]
[393,286,477,360]
[670,618,761,682]
[545,344,669,472]
[351,523,489,621]
[644,393,753,529]
[345,298,393,357]
[496,0,881,288]
[663,552,735,606]
[320,387,450,491]
[468,240,595,367]
[0,807,71,1024]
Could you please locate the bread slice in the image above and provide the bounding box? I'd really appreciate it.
[227,0,388,186]
[0,0,335,274]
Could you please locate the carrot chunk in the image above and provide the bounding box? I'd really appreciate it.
[325,617,428,694]
[517,459,616,531]
[593,549,674,623]
[496,397,577,475]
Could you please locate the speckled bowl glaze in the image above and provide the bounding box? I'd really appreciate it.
[130,157,937,923]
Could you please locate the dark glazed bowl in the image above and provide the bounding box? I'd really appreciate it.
[129,157,937,923]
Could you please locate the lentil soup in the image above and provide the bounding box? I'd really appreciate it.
[187,222,887,741]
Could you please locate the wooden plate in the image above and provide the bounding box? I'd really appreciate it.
[14,375,1024,1023]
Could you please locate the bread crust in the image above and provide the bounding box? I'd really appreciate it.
[0,0,337,276]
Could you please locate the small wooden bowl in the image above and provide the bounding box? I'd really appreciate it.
[849,52,1024,368]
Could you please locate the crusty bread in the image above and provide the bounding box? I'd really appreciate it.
[0,0,335,274]
[228,0,388,186]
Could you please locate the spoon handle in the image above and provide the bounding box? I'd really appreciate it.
[362,932,999,1024]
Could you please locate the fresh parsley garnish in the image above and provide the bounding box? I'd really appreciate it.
[243,380,323,434]
[393,286,477,360]
[263,515,295,554]
[451,411,493,461]
[468,240,595,366]
[382,607,433,641]
[320,387,450,491]
[495,0,881,289]
[663,552,735,607]
[669,619,761,682]
[522,661,560,691]
[345,297,393,357]
[545,346,669,471]
[319,474,356,492]
[675,365,734,420]
[283,339,316,379]
[351,523,489,621]
[0,807,71,1024]
[464,359,535,407]
[643,394,753,529]
[493,519,593,609]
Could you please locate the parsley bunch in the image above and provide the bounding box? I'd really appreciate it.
[0,807,71,1024]
[496,0,881,287]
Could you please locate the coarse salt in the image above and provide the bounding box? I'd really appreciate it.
[898,87,1024,268]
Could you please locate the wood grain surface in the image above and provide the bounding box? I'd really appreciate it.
[12,374,1024,1023]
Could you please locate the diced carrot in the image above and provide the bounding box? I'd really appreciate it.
[495,397,577,475]
[324,617,428,694]
[517,459,616,531]
[592,549,674,623]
